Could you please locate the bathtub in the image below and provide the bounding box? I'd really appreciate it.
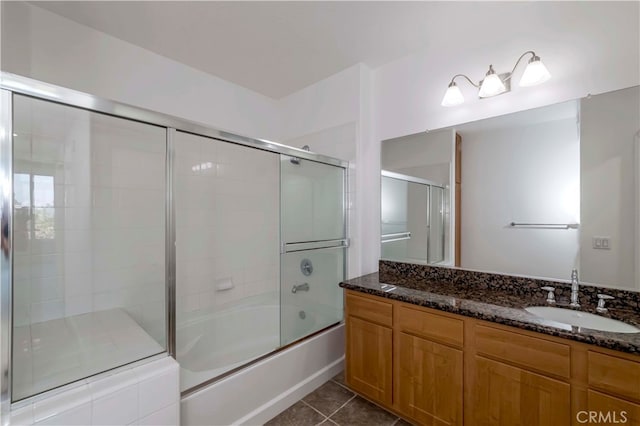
[178,293,344,425]
[177,296,340,392]
[181,323,344,425]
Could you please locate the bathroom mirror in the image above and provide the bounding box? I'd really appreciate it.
[381,85,640,291]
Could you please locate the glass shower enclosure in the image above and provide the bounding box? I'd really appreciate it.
[280,155,347,346]
[10,94,168,402]
[0,73,348,408]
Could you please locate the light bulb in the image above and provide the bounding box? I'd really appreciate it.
[441,82,464,107]
[520,56,551,87]
[478,66,506,98]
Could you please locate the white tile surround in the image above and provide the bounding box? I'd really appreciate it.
[9,356,179,426]
[174,131,280,319]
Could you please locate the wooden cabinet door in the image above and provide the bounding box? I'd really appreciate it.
[345,315,393,405]
[397,332,463,425]
[587,390,640,426]
[474,356,570,426]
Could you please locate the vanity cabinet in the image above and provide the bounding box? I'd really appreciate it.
[343,289,640,426]
[585,351,640,426]
[474,356,570,425]
[397,332,463,425]
[587,391,640,425]
[345,293,393,405]
[396,305,464,425]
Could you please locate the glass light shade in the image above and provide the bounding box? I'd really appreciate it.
[520,58,551,87]
[441,83,464,107]
[478,73,506,98]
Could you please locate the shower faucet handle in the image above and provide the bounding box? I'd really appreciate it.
[541,286,556,304]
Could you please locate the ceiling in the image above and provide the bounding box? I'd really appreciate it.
[29,1,626,99]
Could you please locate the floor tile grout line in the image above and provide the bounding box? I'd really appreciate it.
[325,393,357,422]
[329,378,351,392]
[301,399,329,422]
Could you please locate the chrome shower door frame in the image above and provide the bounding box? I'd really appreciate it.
[0,72,350,406]
[1,89,14,426]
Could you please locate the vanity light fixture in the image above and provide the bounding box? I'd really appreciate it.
[441,50,551,107]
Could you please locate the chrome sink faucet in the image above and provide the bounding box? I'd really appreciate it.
[570,269,580,308]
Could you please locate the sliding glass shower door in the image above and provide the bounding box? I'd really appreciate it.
[174,132,281,391]
[3,75,350,403]
[11,94,167,401]
[280,155,346,346]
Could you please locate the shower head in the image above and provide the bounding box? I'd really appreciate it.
[290,145,311,165]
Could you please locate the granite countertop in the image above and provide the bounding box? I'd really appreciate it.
[340,271,640,355]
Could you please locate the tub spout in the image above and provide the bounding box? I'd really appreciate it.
[292,283,309,293]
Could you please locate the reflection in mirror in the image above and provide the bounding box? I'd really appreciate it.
[381,129,454,266]
[458,100,581,281]
[380,85,640,291]
[381,172,445,265]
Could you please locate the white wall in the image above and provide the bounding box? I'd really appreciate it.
[374,2,640,141]
[459,116,580,280]
[367,1,640,273]
[580,86,640,290]
[280,66,361,144]
[1,1,280,141]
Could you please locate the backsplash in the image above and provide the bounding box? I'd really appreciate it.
[379,260,640,313]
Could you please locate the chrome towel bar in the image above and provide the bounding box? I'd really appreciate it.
[381,232,412,243]
[509,222,579,230]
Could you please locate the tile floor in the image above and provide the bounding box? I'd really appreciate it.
[265,371,412,426]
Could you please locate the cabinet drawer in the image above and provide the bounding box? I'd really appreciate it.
[397,305,463,347]
[588,351,640,402]
[475,325,570,379]
[346,292,393,327]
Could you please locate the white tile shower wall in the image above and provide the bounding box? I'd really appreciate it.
[9,356,179,426]
[174,132,280,319]
[12,96,167,345]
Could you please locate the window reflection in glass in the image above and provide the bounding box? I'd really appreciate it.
[13,173,55,240]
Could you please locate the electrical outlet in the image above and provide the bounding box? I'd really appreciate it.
[592,236,611,250]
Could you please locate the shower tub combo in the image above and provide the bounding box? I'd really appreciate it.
[0,73,348,424]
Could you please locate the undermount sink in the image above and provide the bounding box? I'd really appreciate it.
[525,306,640,333]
